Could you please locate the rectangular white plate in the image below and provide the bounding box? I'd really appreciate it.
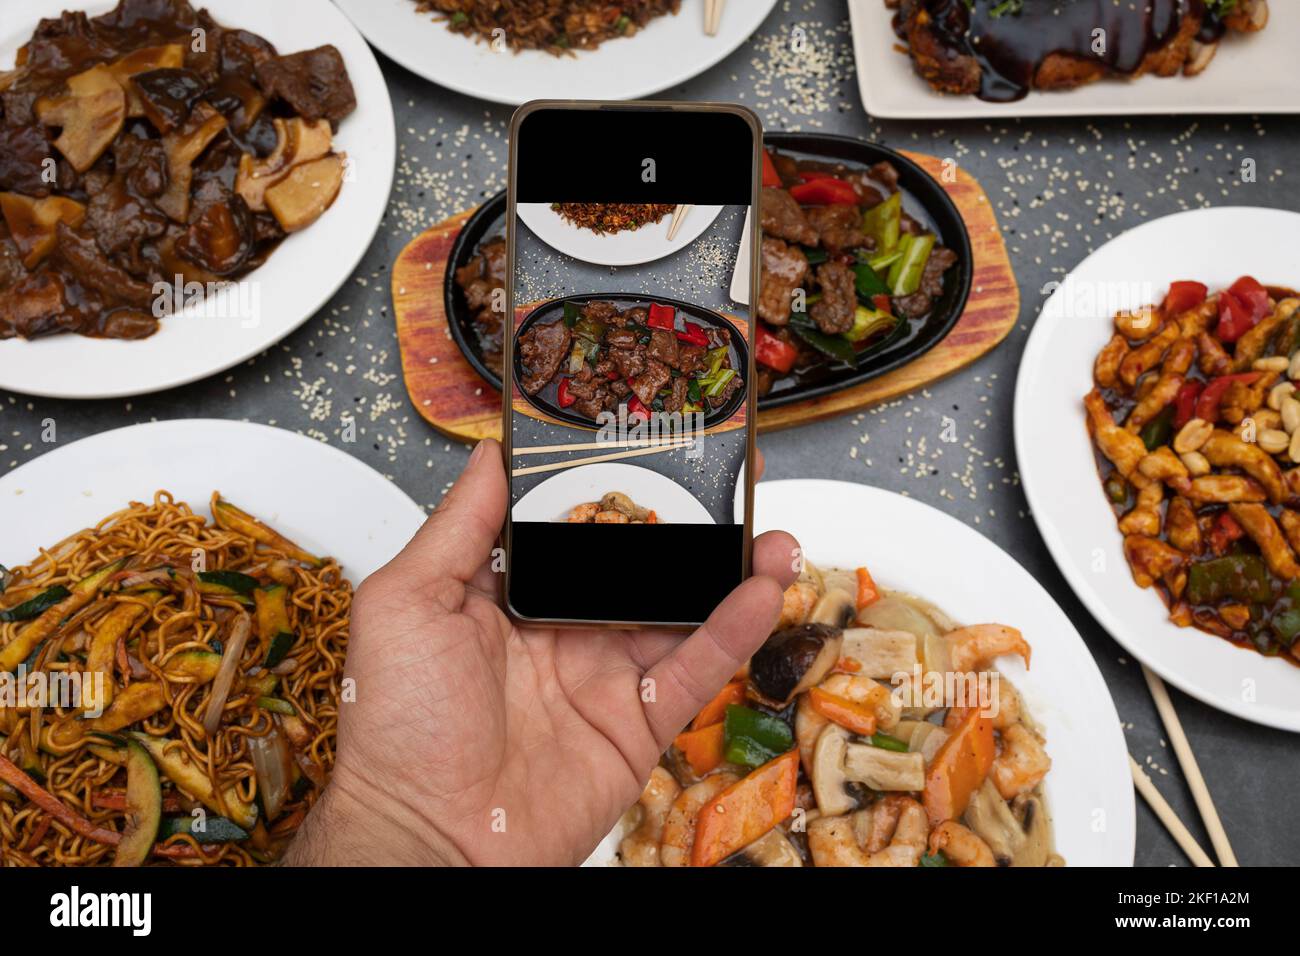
[848,0,1300,120]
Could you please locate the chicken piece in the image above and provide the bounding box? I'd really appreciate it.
[1219,373,1276,426]
[757,237,808,326]
[1119,322,1180,387]
[1084,389,1147,479]
[760,187,818,246]
[1186,475,1268,504]
[1278,509,1300,556]
[1166,496,1202,554]
[1094,334,1128,389]
[1123,536,1186,589]
[1136,446,1190,493]
[1119,480,1164,536]
[1195,330,1232,377]
[1115,309,1161,342]
[1200,430,1285,503]
[1125,354,1188,433]
[1228,503,1300,580]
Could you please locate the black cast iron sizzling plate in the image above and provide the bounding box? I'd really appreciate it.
[512,293,749,431]
[445,134,972,410]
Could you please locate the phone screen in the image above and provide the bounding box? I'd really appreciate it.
[504,104,760,627]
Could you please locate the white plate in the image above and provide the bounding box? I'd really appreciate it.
[0,420,425,584]
[848,0,1300,119]
[513,461,714,524]
[585,478,1135,866]
[517,203,723,267]
[334,0,779,106]
[0,0,395,400]
[1016,206,1300,733]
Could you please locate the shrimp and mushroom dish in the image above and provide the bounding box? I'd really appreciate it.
[619,561,1061,867]
[1087,277,1300,663]
[566,491,658,524]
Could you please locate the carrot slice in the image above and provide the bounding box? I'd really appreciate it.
[808,686,877,736]
[691,749,798,867]
[923,709,995,826]
[691,681,746,730]
[856,566,881,610]
[673,723,725,777]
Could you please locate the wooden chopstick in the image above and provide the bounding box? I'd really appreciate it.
[514,438,696,456]
[1129,756,1215,867]
[704,0,725,36]
[511,439,694,477]
[666,203,693,241]
[1140,666,1239,867]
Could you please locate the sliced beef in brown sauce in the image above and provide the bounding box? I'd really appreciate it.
[758,237,807,326]
[254,46,356,127]
[892,245,957,319]
[665,376,690,413]
[629,359,671,406]
[806,204,869,255]
[808,261,856,335]
[519,320,571,394]
[675,343,706,375]
[609,346,645,380]
[760,187,818,246]
[646,328,679,366]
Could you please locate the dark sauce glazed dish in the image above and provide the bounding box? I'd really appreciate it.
[512,293,748,431]
[446,134,971,412]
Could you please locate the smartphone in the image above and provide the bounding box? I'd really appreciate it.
[502,101,762,628]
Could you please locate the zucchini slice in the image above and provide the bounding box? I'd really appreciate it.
[161,650,223,682]
[196,570,259,604]
[84,592,161,714]
[88,681,167,733]
[128,732,258,829]
[212,498,321,566]
[0,557,128,673]
[114,738,162,867]
[157,813,250,844]
[0,585,70,622]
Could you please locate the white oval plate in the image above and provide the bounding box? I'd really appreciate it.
[517,203,724,267]
[1016,206,1300,733]
[334,0,779,106]
[0,420,425,584]
[0,0,395,400]
[513,461,714,524]
[585,478,1135,866]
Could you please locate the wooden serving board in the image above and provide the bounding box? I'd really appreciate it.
[393,151,1018,443]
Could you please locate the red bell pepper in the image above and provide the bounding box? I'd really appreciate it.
[606,370,619,381]
[761,150,782,188]
[647,303,675,330]
[1228,275,1270,321]
[789,176,859,206]
[755,325,798,374]
[1173,380,1203,428]
[1195,372,1260,423]
[675,321,708,347]
[871,294,893,315]
[557,378,576,408]
[1216,292,1258,343]
[1162,280,1207,316]
[626,395,650,420]
[1208,511,1245,555]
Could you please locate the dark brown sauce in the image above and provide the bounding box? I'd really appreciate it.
[911,0,1221,102]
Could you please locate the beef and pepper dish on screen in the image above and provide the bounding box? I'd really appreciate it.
[0,0,356,340]
[1087,276,1300,663]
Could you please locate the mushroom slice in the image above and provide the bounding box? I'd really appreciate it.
[843,739,925,791]
[964,778,1052,867]
[157,103,228,222]
[264,154,345,233]
[811,723,857,816]
[106,44,186,116]
[841,627,918,679]
[0,193,86,269]
[808,586,855,627]
[34,65,127,173]
[721,827,803,867]
[749,623,843,705]
[235,117,334,212]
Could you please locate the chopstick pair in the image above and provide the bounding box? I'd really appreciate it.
[703,0,726,36]
[511,437,695,477]
[666,203,693,240]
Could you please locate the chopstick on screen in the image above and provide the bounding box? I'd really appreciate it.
[514,438,695,456]
[1129,756,1214,867]
[666,203,693,241]
[1140,666,1239,867]
[704,0,725,36]
[511,439,694,477]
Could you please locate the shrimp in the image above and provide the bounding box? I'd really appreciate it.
[567,502,599,523]
[794,694,829,777]
[818,672,901,731]
[619,767,680,867]
[659,774,737,867]
[594,510,630,523]
[928,821,996,867]
[990,724,1052,800]
[808,796,928,867]
[777,580,820,629]
[945,624,1031,674]
[944,676,1021,730]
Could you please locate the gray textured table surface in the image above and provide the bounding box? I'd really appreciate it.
[3,0,1296,866]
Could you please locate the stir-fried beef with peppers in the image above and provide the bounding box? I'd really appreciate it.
[454,234,506,376]
[1087,276,1300,662]
[518,299,743,422]
[755,147,958,397]
[0,0,355,340]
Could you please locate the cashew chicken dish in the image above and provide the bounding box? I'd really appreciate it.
[1087,277,1300,663]
[619,562,1061,867]
[0,0,356,340]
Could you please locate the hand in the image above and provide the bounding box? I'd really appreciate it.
[284,439,799,866]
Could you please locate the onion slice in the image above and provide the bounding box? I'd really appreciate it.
[248,725,293,821]
[202,611,251,737]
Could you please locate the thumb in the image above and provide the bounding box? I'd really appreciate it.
[386,439,506,586]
